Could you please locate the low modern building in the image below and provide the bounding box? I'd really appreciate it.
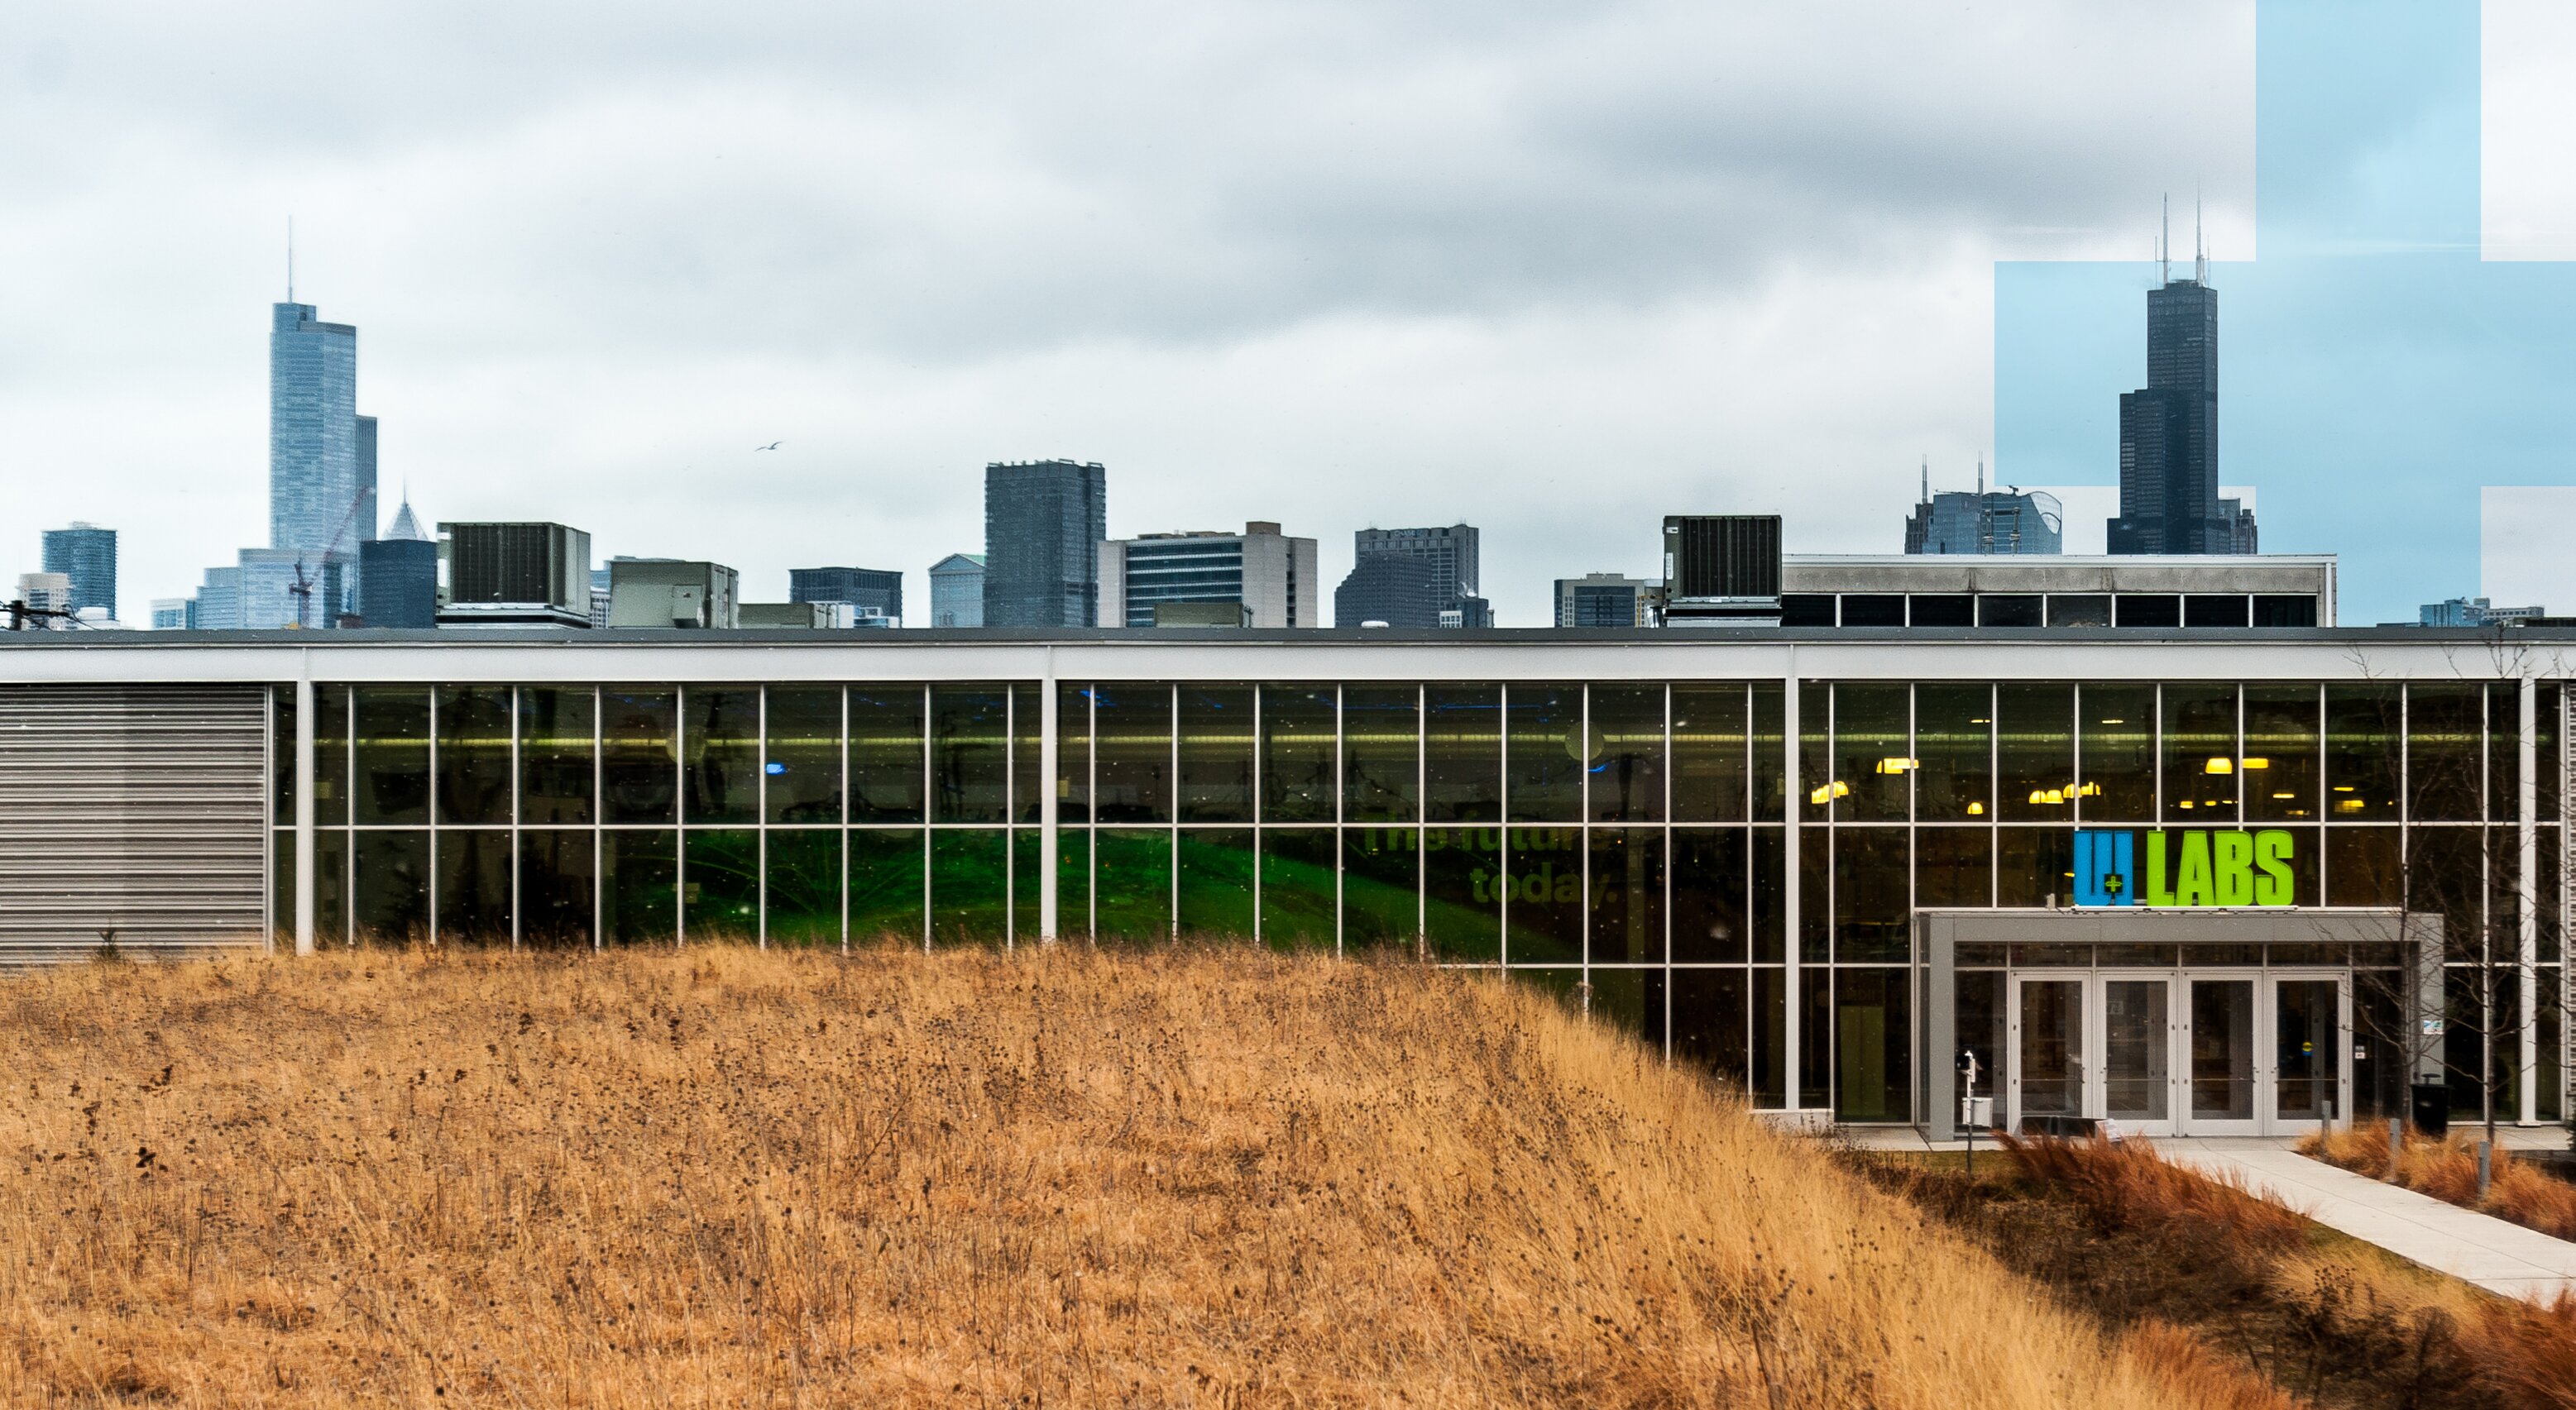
[2421,596,2545,629]
[929,554,986,629]
[1903,488,2062,556]
[1554,573,1659,627]
[790,567,903,625]
[1778,554,2335,629]
[1097,522,1318,629]
[150,598,196,631]
[0,623,2565,1140]
[12,573,74,629]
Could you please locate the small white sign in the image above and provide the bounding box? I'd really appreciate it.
[2421,1018,2446,1036]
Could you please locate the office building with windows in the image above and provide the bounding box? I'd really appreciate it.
[41,523,117,618]
[2109,252,2254,556]
[929,554,986,629]
[0,621,2567,1140]
[1556,574,1659,627]
[984,461,1106,628]
[790,567,903,625]
[1098,523,1318,629]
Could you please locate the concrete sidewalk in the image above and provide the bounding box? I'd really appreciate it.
[2152,1138,2576,1304]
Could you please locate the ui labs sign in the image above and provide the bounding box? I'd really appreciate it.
[2071,829,2297,908]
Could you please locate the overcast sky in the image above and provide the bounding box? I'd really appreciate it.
[2,2,2570,624]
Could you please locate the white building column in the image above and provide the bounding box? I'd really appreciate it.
[2520,675,2538,1125]
[293,657,315,957]
[1783,658,1802,1112]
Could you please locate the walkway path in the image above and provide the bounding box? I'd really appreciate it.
[2152,1138,2576,1304]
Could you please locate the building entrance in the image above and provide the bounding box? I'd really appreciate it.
[2003,970,2349,1137]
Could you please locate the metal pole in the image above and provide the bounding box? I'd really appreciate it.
[294,662,315,957]
[1040,654,1059,943]
[2387,1116,2403,1183]
[2520,675,2538,1125]
[1784,660,1803,1113]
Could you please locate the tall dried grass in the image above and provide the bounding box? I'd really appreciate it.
[2,946,2238,1407]
[2300,1125,2576,1240]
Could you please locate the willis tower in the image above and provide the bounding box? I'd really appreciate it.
[2108,208,2254,555]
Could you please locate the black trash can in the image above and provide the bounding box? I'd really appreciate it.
[2410,1083,2450,1137]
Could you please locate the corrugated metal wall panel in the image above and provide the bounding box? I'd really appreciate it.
[0,684,267,967]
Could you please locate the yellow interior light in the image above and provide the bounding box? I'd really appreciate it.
[1970,717,1990,724]
[1966,801,1985,815]
[2179,799,2194,809]
[2028,789,2047,805]
[2332,785,2354,792]
[1875,757,1918,774]
[2204,757,2234,774]
[2241,758,2269,770]
[2272,791,2296,799]
[2043,788,2066,805]
[2099,718,2125,725]
[1810,784,1833,805]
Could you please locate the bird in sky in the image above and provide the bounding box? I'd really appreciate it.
[755,441,782,452]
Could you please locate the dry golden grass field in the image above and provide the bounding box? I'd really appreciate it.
[0,946,2271,1408]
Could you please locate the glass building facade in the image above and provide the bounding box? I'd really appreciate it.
[269,667,2568,1128]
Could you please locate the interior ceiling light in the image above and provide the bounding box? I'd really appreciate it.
[1966,801,1985,815]
[2205,757,2234,774]
[2241,758,2270,770]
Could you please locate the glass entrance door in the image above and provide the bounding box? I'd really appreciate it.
[2272,977,2349,1131]
[2100,977,2174,1136]
[2009,977,2085,1133]
[2185,977,2260,1135]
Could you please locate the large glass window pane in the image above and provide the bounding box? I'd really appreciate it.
[1424,687,1501,824]
[1506,686,1582,822]
[2325,686,2401,820]
[1913,686,1990,821]
[1751,827,1785,963]
[1344,828,1420,950]
[1502,827,1582,963]
[271,688,297,824]
[1261,686,1337,823]
[314,686,349,825]
[2162,685,2239,820]
[1831,684,1909,823]
[519,829,595,949]
[1258,829,1336,949]
[518,687,595,825]
[1672,685,1749,823]
[1013,829,1041,943]
[433,687,512,826]
[602,829,677,945]
[1798,688,1831,824]
[2488,684,2520,824]
[1057,829,1090,940]
[682,829,759,940]
[1092,685,1171,824]
[849,686,926,824]
[352,687,431,825]
[1095,828,1171,943]
[351,829,429,944]
[601,690,678,825]
[2077,685,2155,822]
[295,829,349,946]
[1753,967,1788,1106]
[1589,968,1668,1054]
[1835,969,1911,1122]
[1671,828,1748,963]
[1751,685,1785,823]
[683,689,761,826]
[1177,829,1256,937]
[1424,825,1501,960]
[2325,826,2401,906]
[1056,686,1093,825]
[1996,829,2072,908]
[1588,828,1664,963]
[1587,686,1666,823]
[1996,686,2073,822]
[1915,826,1990,908]
[1013,684,1043,825]
[2407,684,2483,821]
[766,828,841,946]
[931,686,1009,824]
[848,829,925,945]
[1834,828,1909,962]
[765,687,843,824]
[435,829,512,944]
[931,829,1008,946]
[1178,687,1255,823]
[1675,968,1750,1089]
[1343,687,1420,824]
[2244,686,2321,822]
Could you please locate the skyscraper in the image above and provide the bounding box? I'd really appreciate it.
[928,553,985,628]
[789,566,904,624]
[1335,555,1445,628]
[359,495,438,628]
[270,302,363,557]
[1347,523,1490,627]
[983,461,1106,628]
[2108,222,2248,554]
[1097,522,1318,628]
[1903,463,2062,555]
[41,523,117,618]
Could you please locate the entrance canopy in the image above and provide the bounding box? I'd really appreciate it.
[1918,908,2440,1140]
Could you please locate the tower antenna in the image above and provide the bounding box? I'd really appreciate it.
[1976,453,1985,495]
[2195,190,2207,284]
[2159,194,2171,286]
[1921,455,1929,503]
[287,216,294,302]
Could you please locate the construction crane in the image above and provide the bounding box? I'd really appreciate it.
[286,489,374,629]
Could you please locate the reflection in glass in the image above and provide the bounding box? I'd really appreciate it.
[1673,968,1750,1088]
[1753,967,1788,1106]
[765,827,841,946]
[1502,827,1582,963]
[435,829,513,944]
[1261,687,1336,823]
[2161,684,2238,820]
[2324,686,2401,820]
[1056,829,1089,941]
[1424,687,1501,823]
[602,830,677,944]
[931,829,1009,945]
[1835,968,1909,1121]
[847,829,925,945]
[1424,826,1502,960]
[1914,826,1990,908]
[271,688,297,823]
[1672,685,1750,822]
[1014,684,1043,825]
[1587,685,1665,823]
[1094,828,1171,943]
[2190,979,2256,1121]
[1343,828,1420,949]
[848,687,926,824]
[2276,979,2341,1121]
[1751,827,1786,963]
[1178,687,1255,822]
[352,829,429,943]
[601,691,678,825]
[519,687,596,824]
[2243,685,2320,821]
[2017,978,2084,1124]
[1831,684,1909,822]
[931,686,1010,824]
[1258,829,1336,949]
[2077,684,2154,822]
[1833,828,1908,962]
[353,688,431,825]
[1588,828,1664,963]
[1343,687,1421,823]
[1913,686,1990,820]
[764,687,843,824]
[683,689,761,826]
[1055,686,1093,825]
[1176,829,1256,936]
[1092,685,1171,824]
[1995,686,2073,822]
[1670,828,1748,963]
[2103,980,2168,1121]
[1996,829,2072,908]
[1590,968,1667,1052]
[314,686,350,825]
[2406,684,2483,821]
[1506,686,1583,822]
[1752,685,1785,823]
[683,829,759,940]
[519,829,594,949]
